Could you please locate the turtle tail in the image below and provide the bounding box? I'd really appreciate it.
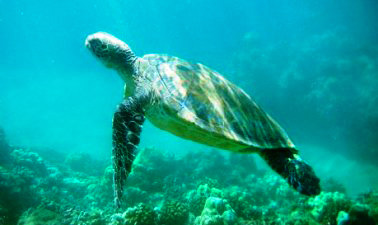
[259,149,321,196]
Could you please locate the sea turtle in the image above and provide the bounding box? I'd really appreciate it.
[85,32,321,207]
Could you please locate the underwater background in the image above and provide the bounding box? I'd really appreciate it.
[1,0,378,224]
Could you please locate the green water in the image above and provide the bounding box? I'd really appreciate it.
[0,0,378,224]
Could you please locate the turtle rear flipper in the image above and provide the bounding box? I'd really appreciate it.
[260,149,321,196]
[112,96,146,208]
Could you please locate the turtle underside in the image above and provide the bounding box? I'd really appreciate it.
[141,55,295,152]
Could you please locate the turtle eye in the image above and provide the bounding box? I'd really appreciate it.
[99,43,107,50]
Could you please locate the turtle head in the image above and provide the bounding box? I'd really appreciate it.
[85,32,137,79]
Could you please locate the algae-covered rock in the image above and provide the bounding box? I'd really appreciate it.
[158,200,189,225]
[128,147,182,193]
[0,160,40,224]
[0,138,376,225]
[74,209,107,225]
[110,213,124,225]
[224,186,257,220]
[11,148,47,176]
[186,184,220,216]
[18,206,63,225]
[308,192,352,225]
[123,186,149,206]
[347,204,376,225]
[195,197,237,225]
[336,204,376,225]
[123,203,157,225]
[283,210,319,225]
[358,191,378,223]
[337,211,349,225]
[102,165,113,186]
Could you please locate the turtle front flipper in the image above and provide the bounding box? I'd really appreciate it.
[112,97,145,208]
[259,149,321,196]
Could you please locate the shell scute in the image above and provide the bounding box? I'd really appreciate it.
[143,54,295,151]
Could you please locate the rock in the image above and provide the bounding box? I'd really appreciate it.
[123,203,157,225]
[195,197,237,225]
[158,200,189,225]
[337,211,349,225]
[18,206,63,225]
[348,204,375,225]
[308,192,352,224]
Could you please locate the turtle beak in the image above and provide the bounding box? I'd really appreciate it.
[85,34,114,68]
[85,37,91,49]
[85,34,102,56]
[85,34,95,50]
[85,32,137,72]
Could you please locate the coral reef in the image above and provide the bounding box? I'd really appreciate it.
[0,126,376,224]
[232,31,378,164]
[194,197,237,225]
[18,206,63,225]
[357,191,378,223]
[307,192,352,224]
[0,148,46,224]
[347,204,375,225]
[123,203,156,225]
[158,200,189,225]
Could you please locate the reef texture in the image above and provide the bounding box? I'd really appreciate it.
[232,31,378,165]
[0,129,377,225]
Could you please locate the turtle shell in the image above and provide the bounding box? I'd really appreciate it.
[142,54,295,152]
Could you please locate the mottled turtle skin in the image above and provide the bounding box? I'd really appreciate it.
[85,32,320,207]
